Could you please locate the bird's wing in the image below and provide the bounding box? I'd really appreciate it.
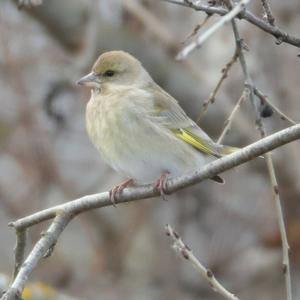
[148,84,224,158]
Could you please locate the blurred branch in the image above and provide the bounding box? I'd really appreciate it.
[2,124,300,300]
[124,0,179,54]
[43,80,73,128]
[176,0,251,60]
[73,0,103,73]
[164,0,300,48]
[217,92,246,143]
[42,0,102,127]
[18,0,43,10]
[13,0,89,51]
[165,224,239,300]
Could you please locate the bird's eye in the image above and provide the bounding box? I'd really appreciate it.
[104,70,115,77]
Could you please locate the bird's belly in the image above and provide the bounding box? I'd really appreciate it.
[86,100,210,184]
[113,136,210,184]
[98,129,208,184]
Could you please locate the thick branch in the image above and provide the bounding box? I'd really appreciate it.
[9,124,300,230]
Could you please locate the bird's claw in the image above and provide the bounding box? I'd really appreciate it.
[155,173,170,201]
[109,179,133,207]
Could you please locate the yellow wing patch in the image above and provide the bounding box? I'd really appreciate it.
[172,128,220,157]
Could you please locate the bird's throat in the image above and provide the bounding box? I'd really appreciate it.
[92,88,101,96]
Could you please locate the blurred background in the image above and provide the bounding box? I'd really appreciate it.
[0,0,300,299]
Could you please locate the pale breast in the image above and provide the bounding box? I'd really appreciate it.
[86,89,210,183]
[86,91,124,170]
[86,88,149,169]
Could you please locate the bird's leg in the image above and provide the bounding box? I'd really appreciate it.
[155,172,170,201]
[109,178,134,207]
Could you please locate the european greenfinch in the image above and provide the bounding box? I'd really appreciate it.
[77,51,237,203]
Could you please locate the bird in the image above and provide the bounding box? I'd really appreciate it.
[77,50,237,205]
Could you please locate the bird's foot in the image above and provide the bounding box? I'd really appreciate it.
[109,178,133,207]
[155,172,170,201]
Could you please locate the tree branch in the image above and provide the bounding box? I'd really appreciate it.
[166,224,239,300]
[12,229,27,280]
[260,0,275,26]
[176,0,251,60]
[2,124,300,300]
[163,0,300,48]
[3,214,72,300]
[8,124,300,231]
[217,92,246,143]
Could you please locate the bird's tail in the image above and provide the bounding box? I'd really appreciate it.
[220,145,264,159]
[219,145,240,156]
[209,145,239,184]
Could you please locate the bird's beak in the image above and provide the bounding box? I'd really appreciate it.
[76,72,100,88]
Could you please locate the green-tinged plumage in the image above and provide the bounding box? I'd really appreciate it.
[148,83,239,159]
[172,128,221,157]
[78,50,239,188]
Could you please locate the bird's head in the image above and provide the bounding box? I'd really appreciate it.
[77,51,150,91]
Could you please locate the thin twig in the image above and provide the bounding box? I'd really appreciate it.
[254,88,297,125]
[231,19,258,119]
[182,15,211,44]
[260,0,275,26]
[176,0,251,60]
[217,92,246,144]
[12,229,27,280]
[265,146,292,300]
[163,0,300,48]
[231,17,293,300]
[165,224,239,300]
[197,50,239,122]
